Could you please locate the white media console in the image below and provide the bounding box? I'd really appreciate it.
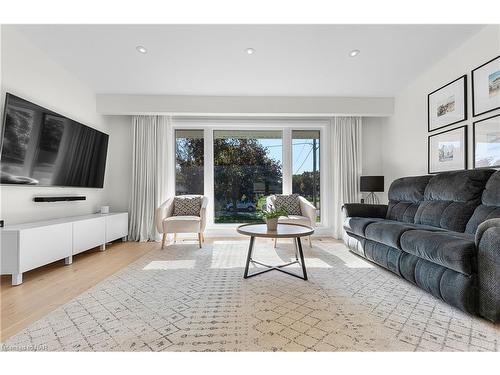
[0,212,128,285]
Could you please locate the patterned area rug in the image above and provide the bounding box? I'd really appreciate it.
[2,238,499,351]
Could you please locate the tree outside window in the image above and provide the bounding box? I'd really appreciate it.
[213,130,282,223]
[175,130,204,195]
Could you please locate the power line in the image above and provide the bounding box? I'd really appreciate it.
[293,147,313,174]
[293,142,307,165]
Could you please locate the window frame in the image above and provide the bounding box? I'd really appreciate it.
[168,118,329,230]
[292,129,322,222]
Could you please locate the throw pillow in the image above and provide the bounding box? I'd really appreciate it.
[173,196,202,216]
[274,194,302,216]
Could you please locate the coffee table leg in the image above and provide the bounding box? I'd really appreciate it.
[296,237,308,280]
[293,238,299,261]
[243,236,255,279]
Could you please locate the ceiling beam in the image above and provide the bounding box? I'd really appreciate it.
[96,94,394,117]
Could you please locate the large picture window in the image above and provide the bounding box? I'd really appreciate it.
[213,130,283,223]
[175,129,204,195]
[292,130,320,221]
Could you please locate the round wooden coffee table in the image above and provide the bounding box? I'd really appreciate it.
[237,223,314,280]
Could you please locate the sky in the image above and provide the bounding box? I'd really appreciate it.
[258,138,320,174]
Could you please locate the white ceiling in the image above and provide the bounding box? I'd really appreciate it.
[11,24,484,97]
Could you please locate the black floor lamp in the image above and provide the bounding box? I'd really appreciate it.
[360,176,384,204]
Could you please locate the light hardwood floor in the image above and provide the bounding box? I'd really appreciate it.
[1,240,157,341]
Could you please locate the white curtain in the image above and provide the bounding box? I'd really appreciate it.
[330,117,362,239]
[129,115,170,241]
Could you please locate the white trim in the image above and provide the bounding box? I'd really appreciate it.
[319,125,329,229]
[96,94,394,117]
[171,117,330,232]
[172,116,330,128]
[282,128,292,195]
[204,128,215,226]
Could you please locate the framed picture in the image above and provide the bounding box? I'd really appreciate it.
[428,125,467,174]
[428,75,467,132]
[473,114,500,169]
[472,55,500,117]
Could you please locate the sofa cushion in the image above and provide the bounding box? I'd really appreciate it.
[343,217,384,237]
[414,169,495,232]
[364,220,447,249]
[345,234,478,315]
[400,230,476,275]
[465,206,500,235]
[386,175,432,223]
[363,240,402,276]
[482,170,500,206]
[413,258,477,313]
[465,171,500,234]
[278,215,310,227]
[163,215,201,233]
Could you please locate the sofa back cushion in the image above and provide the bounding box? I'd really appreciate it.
[465,171,500,234]
[414,169,495,232]
[386,175,433,223]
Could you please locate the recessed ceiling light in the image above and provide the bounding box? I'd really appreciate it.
[349,49,360,57]
[245,48,255,55]
[136,45,147,54]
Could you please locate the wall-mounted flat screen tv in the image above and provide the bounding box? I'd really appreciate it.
[1,93,108,188]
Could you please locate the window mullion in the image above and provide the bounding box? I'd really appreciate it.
[204,128,214,225]
[282,128,292,195]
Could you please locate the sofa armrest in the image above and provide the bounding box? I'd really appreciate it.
[155,198,174,234]
[298,196,317,227]
[342,203,387,218]
[475,218,500,247]
[476,218,500,322]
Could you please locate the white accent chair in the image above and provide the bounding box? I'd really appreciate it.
[155,195,209,249]
[266,195,316,247]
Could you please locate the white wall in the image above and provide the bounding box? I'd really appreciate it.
[0,27,111,224]
[380,25,500,200]
[362,117,383,175]
[361,117,384,201]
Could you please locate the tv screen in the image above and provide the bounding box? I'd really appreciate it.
[1,93,108,188]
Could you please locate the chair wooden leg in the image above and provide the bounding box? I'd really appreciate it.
[174,233,177,243]
[308,236,312,248]
[161,233,166,249]
[198,233,202,248]
[274,238,277,248]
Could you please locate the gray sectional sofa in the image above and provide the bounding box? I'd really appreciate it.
[343,169,500,322]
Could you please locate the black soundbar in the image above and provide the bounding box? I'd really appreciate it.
[33,196,87,202]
